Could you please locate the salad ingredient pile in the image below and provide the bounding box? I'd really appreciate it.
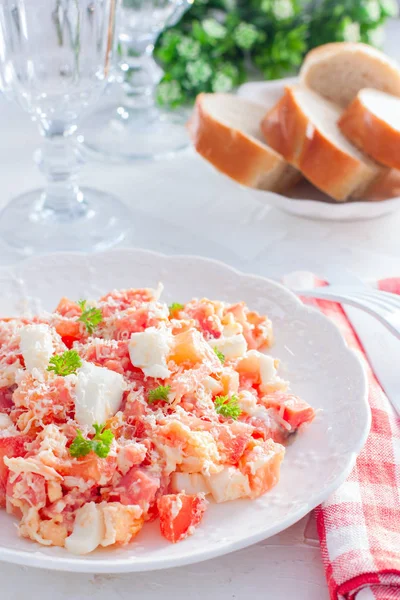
[0,285,315,554]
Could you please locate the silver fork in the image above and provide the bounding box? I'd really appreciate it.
[293,285,400,340]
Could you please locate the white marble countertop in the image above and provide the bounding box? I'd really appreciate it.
[1,20,400,600]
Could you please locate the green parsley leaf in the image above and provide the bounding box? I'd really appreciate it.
[47,349,82,377]
[214,394,242,420]
[78,299,103,335]
[69,423,114,459]
[214,347,225,364]
[69,430,93,458]
[169,302,184,316]
[148,385,171,404]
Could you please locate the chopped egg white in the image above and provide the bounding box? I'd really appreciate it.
[239,350,287,393]
[156,443,184,475]
[0,413,12,430]
[203,376,223,395]
[129,325,172,379]
[100,502,142,547]
[170,472,210,495]
[223,322,243,337]
[210,333,247,360]
[74,361,125,429]
[19,324,54,371]
[257,353,279,388]
[205,466,251,503]
[65,502,105,555]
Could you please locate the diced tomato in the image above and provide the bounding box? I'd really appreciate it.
[53,319,84,348]
[6,472,47,509]
[216,422,253,465]
[55,297,82,318]
[117,467,160,509]
[157,493,207,543]
[0,436,28,507]
[239,439,285,498]
[262,393,315,430]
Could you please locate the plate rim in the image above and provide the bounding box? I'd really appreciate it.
[0,248,371,572]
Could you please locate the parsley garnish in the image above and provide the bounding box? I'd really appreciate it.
[169,302,184,316]
[77,299,103,335]
[69,423,114,459]
[214,394,242,420]
[214,347,225,364]
[148,384,171,404]
[47,349,82,377]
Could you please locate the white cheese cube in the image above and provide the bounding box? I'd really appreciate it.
[65,502,105,555]
[205,466,251,503]
[211,334,247,360]
[19,324,54,371]
[74,361,125,429]
[129,325,172,379]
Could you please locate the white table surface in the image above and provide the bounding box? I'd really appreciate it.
[1,20,400,600]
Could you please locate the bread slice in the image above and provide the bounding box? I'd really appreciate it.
[188,93,300,193]
[260,85,385,202]
[339,88,400,170]
[300,42,400,108]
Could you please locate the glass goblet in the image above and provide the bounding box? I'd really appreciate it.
[81,0,193,162]
[0,0,132,254]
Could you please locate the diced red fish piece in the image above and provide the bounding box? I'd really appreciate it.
[262,393,315,430]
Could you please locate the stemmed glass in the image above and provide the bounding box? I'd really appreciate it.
[0,0,132,254]
[81,0,193,161]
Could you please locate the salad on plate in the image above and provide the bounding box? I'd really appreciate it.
[0,285,315,555]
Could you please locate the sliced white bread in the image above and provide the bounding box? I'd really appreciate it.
[300,42,400,108]
[339,88,400,171]
[188,93,300,193]
[260,85,385,202]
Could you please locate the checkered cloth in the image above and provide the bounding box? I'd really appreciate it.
[299,277,400,600]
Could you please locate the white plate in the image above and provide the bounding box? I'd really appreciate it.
[0,248,370,572]
[236,79,400,221]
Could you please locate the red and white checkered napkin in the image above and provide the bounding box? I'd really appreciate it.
[299,277,400,600]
